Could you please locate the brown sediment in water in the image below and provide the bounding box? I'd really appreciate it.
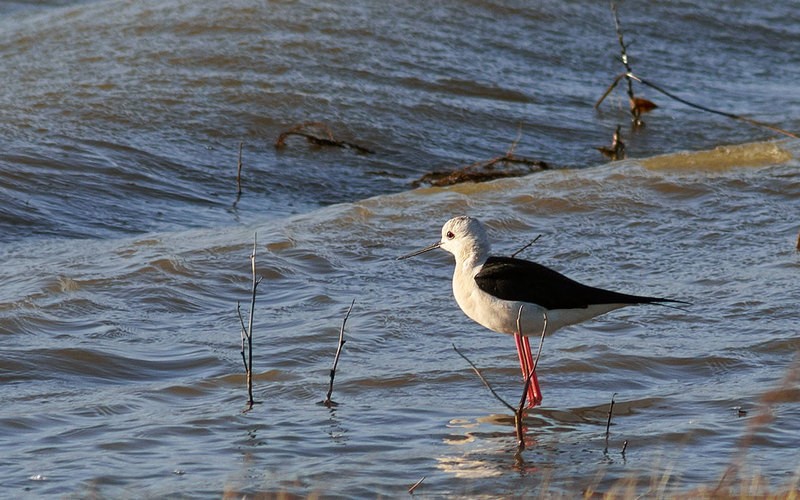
[640,141,793,171]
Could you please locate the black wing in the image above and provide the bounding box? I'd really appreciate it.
[474,256,677,310]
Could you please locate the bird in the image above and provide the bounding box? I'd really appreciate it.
[398,216,687,407]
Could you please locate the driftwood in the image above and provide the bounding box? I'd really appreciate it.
[275,121,374,154]
[413,137,549,187]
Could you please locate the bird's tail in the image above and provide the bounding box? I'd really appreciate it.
[640,296,691,312]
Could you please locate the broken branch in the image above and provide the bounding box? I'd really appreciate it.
[452,343,515,413]
[605,393,617,441]
[454,309,547,453]
[413,142,550,187]
[324,299,355,407]
[595,3,657,126]
[275,121,375,153]
[511,234,542,259]
[408,476,426,494]
[597,125,626,161]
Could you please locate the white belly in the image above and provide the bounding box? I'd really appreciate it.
[452,270,627,336]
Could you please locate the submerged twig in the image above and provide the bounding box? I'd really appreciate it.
[275,121,374,153]
[324,299,355,407]
[414,154,550,187]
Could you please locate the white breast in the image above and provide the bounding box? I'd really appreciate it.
[451,264,628,337]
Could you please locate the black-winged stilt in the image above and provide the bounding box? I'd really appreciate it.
[399,216,686,407]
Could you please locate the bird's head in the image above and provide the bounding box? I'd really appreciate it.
[398,216,491,264]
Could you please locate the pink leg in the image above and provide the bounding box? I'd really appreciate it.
[514,333,542,408]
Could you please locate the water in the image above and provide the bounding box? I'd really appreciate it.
[1,0,799,497]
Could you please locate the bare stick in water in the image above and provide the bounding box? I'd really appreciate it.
[530,311,548,376]
[511,234,542,259]
[324,299,355,407]
[611,2,642,125]
[237,233,263,411]
[408,476,426,495]
[453,344,515,413]
[237,302,248,374]
[595,5,798,139]
[454,308,548,452]
[233,142,245,210]
[595,3,659,127]
[595,4,647,125]
[605,393,617,441]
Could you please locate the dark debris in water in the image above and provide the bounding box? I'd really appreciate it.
[412,133,553,187]
[275,121,375,154]
[413,151,550,187]
[597,124,626,161]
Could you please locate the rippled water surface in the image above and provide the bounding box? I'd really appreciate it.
[1,0,799,497]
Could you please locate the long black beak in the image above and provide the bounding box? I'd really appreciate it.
[397,241,442,260]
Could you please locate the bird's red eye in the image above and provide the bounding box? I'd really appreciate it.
[446,231,455,239]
